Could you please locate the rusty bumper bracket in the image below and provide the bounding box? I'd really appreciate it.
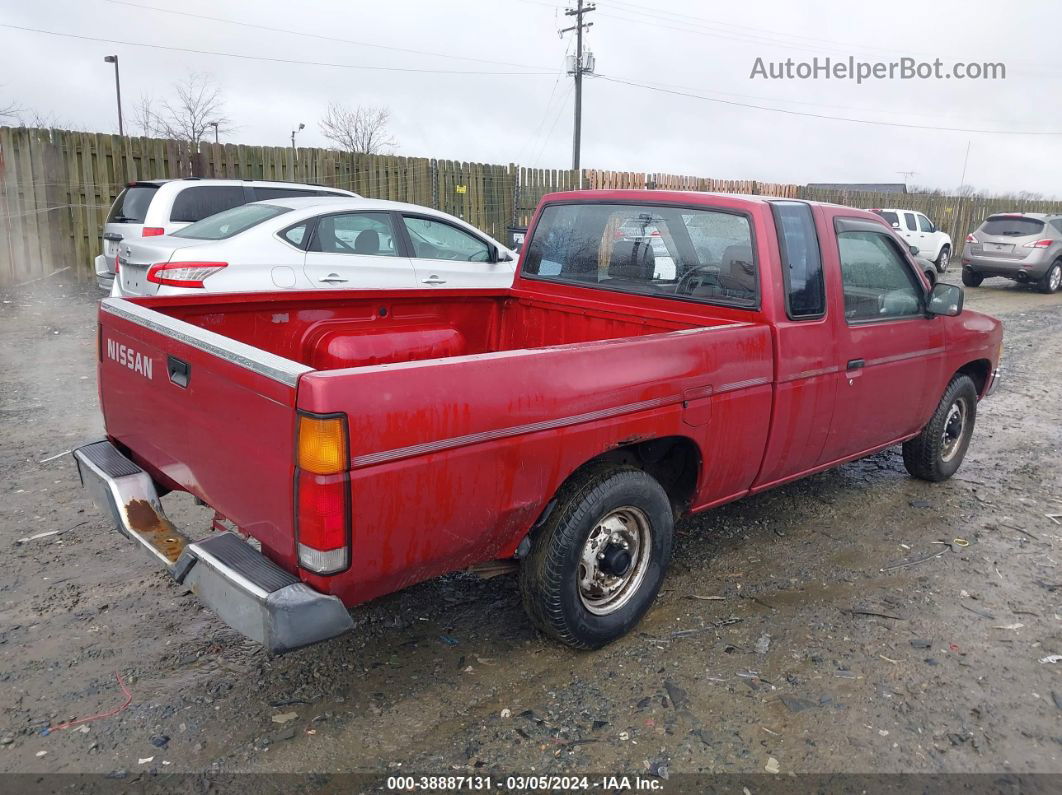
[72,440,354,653]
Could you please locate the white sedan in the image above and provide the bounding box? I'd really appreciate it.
[113,197,517,297]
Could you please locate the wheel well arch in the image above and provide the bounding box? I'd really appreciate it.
[957,358,992,397]
[546,436,702,522]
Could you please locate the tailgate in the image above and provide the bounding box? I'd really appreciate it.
[97,298,312,563]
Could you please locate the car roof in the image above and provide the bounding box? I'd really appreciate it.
[984,211,1055,220]
[131,178,354,193]
[255,196,454,213]
[536,189,887,215]
[870,208,926,214]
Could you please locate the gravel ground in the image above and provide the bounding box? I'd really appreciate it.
[1,272,1060,787]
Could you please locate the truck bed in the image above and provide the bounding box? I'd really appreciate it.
[98,287,772,602]
[149,289,726,370]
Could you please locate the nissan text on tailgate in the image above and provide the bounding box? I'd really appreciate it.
[74,191,1003,653]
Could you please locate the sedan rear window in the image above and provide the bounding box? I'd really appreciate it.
[981,216,1045,237]
[106,185,159,224]
[172,204,291,240]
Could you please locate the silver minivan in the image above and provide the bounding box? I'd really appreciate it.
[96,179,358,290]
[962,212,1062,293]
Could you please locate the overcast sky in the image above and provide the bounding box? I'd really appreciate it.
[2,0,1060,196]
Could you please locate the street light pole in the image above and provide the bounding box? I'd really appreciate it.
[290,122,304,180]
[103,55,124,136]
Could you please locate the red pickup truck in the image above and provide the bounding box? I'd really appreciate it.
[74,190,1002,653]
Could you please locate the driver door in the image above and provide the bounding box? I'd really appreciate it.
[302,211,417,289]
[817,216,945,464]
[400,214,511,289]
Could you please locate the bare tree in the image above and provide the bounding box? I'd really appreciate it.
[319,103,397,154]
[136,74,232,148]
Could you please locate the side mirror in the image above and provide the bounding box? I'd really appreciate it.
[926,282,963,317]
[492,247,514,264]
[909,244,920,255]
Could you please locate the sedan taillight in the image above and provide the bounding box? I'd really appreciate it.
[146,262,228,288]
[965,234,978,244]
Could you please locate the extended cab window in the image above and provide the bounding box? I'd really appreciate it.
[871,210,899,228]
[312,212,397,256]
[836,231,923,322]
[523,203,757,308]
[772,201,824,318]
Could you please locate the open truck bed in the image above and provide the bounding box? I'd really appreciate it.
[85,284,768,651]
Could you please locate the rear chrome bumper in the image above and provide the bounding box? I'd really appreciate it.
[72,440,353,653]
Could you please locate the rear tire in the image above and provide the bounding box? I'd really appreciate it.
[936,246,951,273]
[519,465,673,649]
[961,267,984,287]
[902,374,978,482]
[1037,260,1062,294]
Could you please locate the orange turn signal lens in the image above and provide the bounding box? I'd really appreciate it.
[297,415,348,475]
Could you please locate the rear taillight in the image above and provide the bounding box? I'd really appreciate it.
[295,413,350,575]
[114,251,120,273]
[965,234,977,244]
[146,262,227,288]
[1023,239,1053,249]
[142,227,165,237]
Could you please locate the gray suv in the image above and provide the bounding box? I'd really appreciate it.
[962,212,1062,293]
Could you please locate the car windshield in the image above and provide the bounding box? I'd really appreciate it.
[981,216,1045,237]
[172,203,291,240]
[106,185,159,224]
[523,202,757,307]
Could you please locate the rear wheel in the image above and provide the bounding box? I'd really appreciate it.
[936,246,951,273]
[519,465,673,649]
[1037,261,1062,294]
[902,374,978,482]
[962,267,984,287]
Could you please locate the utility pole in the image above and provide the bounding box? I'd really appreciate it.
[561,0,595,175]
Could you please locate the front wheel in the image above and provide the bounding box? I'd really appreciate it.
[902,374,978,482]
[519,466,673,649]
[936,246,951,273]
[1037,261,1062,294]
[962,267,984,287]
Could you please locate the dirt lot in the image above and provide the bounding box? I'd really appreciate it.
[1,272,1061,787]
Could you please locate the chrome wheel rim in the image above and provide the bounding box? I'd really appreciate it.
[941,398,968,462]
[939,250,950,272]
[1050,265,1061,292]
[578,506,652,615]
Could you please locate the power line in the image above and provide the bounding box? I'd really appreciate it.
[105,0,552,73]
[591,74,1062,135]
[0,24,555,76]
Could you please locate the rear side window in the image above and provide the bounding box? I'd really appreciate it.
[981,215,1045,237]
[871,210,899,228]
[903,212,917,231]
[106,185,159,223]
[772,202,824,319]
[172,203,290,240]
[523,202,757,308]
[169,186,248,223]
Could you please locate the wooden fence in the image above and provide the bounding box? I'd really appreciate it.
[4,125,1062,286]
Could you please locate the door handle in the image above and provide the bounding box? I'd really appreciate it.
[846,358,865,371]
[319,272,348,284]
[421,276,447,285]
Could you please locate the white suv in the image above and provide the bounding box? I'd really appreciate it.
[869,208,953,272]
[95,179,358,290]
